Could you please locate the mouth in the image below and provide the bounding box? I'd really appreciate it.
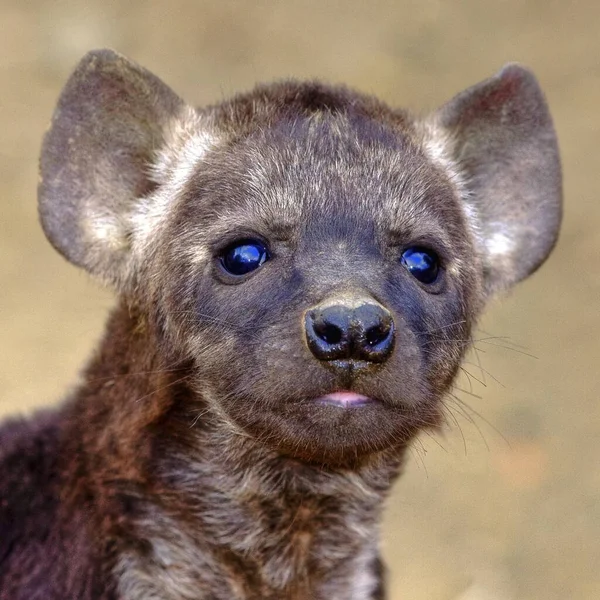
[315,390,376,408]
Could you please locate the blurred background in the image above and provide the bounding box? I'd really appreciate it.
[0,1,598,598]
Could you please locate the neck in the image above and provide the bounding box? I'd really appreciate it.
[69,303,406,599]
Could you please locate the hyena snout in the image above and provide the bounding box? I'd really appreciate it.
[304,297,395,365]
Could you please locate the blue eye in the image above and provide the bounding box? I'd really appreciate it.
[400,247,440,284]
[220,240,270,276]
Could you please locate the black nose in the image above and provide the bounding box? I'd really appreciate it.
[305,300,395,364]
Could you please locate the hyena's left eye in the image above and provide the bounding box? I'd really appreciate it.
[220,239,270,276]
[400,247,440,284]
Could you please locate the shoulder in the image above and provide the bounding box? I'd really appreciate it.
[0,411,63,597]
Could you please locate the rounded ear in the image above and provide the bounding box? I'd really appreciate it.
[38,49,186,288]
[427,64,562,294]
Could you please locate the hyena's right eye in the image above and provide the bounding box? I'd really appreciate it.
[219,239,270,277]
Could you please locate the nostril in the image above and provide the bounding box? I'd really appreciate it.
[305,310,350,362]
[365,323,391,347]
[314,321,343,345]
[356,304,395,363]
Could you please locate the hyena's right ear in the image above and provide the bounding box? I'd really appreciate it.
[39,49,208,290]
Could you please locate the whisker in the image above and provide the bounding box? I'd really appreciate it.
[424,319,468,334]
[133,374,191,404]
[442,405,468,455]
[447,392,509,448]
[420,429,449,454]
[86,365,188,384]
[459,366,487,388]
[476,340,539,359]
[189,407,211,428]
[446,397,489,452]
[452,386,482,400]
[408,441,429,476]
[461,359,505,388]
[475,327,530,350]
[472,345,487,385]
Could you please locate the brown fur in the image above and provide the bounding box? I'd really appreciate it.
[0,50,562,599]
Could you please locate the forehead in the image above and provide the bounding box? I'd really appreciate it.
[185,112,465,245]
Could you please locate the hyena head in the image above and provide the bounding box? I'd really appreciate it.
[38,50,561,465]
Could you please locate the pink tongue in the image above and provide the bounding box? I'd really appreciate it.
[319,391,372,407]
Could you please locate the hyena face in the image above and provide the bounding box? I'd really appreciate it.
[153,113,480,464]
[39,51,561,465]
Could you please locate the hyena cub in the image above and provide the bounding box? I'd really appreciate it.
[0,50,561,600]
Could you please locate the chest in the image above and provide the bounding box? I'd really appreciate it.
[114,501,382,600]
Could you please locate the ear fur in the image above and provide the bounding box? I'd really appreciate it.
[38,49,189,289]
[424,64,562,294]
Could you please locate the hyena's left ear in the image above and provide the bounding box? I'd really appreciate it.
[425,64,562,295]
[39,49,194,289]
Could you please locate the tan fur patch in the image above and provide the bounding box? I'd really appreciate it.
[417,118,479,238]
[130,106,220,263]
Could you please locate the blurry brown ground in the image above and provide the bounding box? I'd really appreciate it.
[1,1,599,598]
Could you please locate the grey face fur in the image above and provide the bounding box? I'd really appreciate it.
[39,50,561,467]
